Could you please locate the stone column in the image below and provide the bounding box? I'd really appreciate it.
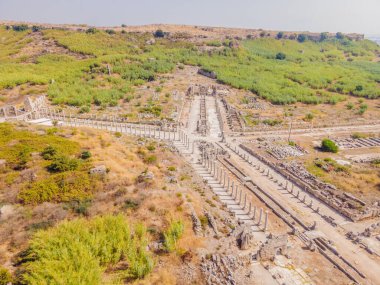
[258,208,263,225]
[264,211,269,231]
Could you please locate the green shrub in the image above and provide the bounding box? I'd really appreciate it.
[12,24,28,31]
[154,29,165,38]
[0,267,12,285]
[357,103,368,115]
[321,139,339,153]
[18,171,93,204]
[86,27,97,34]
[20,215,153,284]
[41,145,57,160]
[47,155,79,172]
[167,166,176,172]
[351,132,368,139]
[79,106,90,113]
[144,155,157,164]
[346,102,354,110]
[276,32,284,39]
[163,220,184,252]
[275,52,286,60]
[303,113,314,121]
[80,150,92,160]
[123,199,140,210]
[297,34,307,42]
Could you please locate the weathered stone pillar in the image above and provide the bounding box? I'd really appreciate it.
[264,211,269,231]
[258,208,263,225]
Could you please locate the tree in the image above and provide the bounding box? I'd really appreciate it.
[32,25,42,32]
[259,31,266,38]
[154,29,165,38]
[320,32,328,41]
[105,29,115,35]
[355,85,363,91]
[275,52,286,60]
[86,27,97,34]
[336,32,344,40]
[297,34,307,43]
[276,32,284,39]
[321,139,339,153]
[12,24,28,32]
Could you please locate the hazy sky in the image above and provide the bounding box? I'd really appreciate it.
[0,0,379,34]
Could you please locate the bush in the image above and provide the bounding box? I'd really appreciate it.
[19,215,154,284]
[321,139,339,153]
[41,146,57,160]
[18,171,93,204]
[163,220,184,252]
[336,32,345,40]
[276,32,284,39]
[320,32,328,41]
[86,27,97,34]
[351,133,368,139]
[47,155,79,172]
[154,29,165,38]
[275,52,286,60]
[32,25,42,32]
[105,29,116,35]
[80,150,92,160]
[346,102,354,110]
[297,34,307,43]
[0,267,12,285]
[167,166,176,171]
[144,155,157,164]
[357,103,368,115]
[79,105,90,113]
[12,24,28,31]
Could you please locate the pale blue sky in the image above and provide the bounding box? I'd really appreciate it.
[0,0,379,34]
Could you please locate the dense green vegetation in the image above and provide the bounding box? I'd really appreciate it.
[19,215,153,284]
[321,138,339,153]
[0,25,379,107]
[163,220,185,252]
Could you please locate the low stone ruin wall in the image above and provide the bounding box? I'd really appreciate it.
[239,144,380,222]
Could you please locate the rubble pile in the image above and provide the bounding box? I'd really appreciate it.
[242,96,267,110]
[221,98,244,132]
[187,84,229,97]
[201,254,251,285]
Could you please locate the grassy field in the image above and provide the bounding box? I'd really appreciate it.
[0,26,379,108]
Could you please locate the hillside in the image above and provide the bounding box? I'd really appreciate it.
[0,23,379,110]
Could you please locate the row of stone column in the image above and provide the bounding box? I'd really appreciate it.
[202,151,269,231]
[227,143,321,216]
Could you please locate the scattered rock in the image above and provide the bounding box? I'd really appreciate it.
[137,170,155,183]
[89,165,107,175]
